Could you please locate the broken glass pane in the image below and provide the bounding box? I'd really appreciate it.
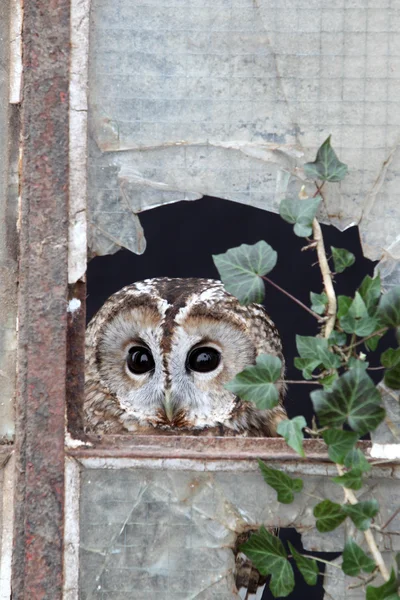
[79,463,400,599]
[87,0,400,272]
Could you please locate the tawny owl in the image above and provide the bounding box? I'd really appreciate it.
[84,278,287,436]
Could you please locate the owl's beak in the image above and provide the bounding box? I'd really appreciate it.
[162,390,175,423]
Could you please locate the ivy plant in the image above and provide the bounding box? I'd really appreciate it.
[213,136,400,599]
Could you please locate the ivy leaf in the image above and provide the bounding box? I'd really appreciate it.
[384,363,400,390]
[343,499,379,531]
[320,372,338,389]
[294,357,322,380]
[240,526,295,598]
[332,469,363,491]
[304,136,348,182]
[322,429,359,464]
[331,247,356,274]
[366,570,400,600]
[225,354,281,410]
[344,448,371,473]
[288,542,318,586]
[258,459,303,504]
[277,416,307,457]
[296,335,341,371]
[314,499,347,532]
[328,331,347,347]
[348,357,369,371]
[310,368,385,435]
[337,295,352,318]
[377,286,400,328]
[365,334,382,352]
[381,348,400,368]
[341,538,376,576]
[359,274,381,315]
[279,197,322,238]
[381,348,400,390]
[212,241,277,305]
[310,291,328,315]
[340,293,379,337]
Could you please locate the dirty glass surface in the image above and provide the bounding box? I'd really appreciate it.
[0,1,17,440]
[88,0,400,276]
[79,463,400,600]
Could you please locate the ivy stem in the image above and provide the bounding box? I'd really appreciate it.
[312,218,337,338]
[312,207,390,583]
[297,554,342,569]
[381,506,400,532]
[336,464,390,581]
[261,276,321,320]
[345,328,388,351]
[279,380,321,385]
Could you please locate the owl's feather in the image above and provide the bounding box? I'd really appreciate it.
[85,278,287,436]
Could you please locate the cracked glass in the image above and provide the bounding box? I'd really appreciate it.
[88,0,400,280]
[79,463,400,600]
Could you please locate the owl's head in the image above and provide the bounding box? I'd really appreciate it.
[85,278,285,435]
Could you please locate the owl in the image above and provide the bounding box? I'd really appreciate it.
[84,278,287,436]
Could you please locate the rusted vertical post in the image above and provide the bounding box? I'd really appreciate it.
[12,0,70,597]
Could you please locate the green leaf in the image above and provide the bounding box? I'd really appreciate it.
[225,354,281,410]
[377,286,400,328]
[381,348,400,389]
[365,334,382,351]
[296,335,341,370]
[359,274,381,314]
[304,136,348,182]
[344,448,371,473]
[320,372,338,389]
[311,368,385,435]
[340,293,379,337]
[240,526,295,598]
[288,542,318,586]
[331,247,356,274]
[348,357,369,371]
[279,197,322,238]
[212,241,277,305]
[258,459,303,504]
[367,570,400,600]
[341,538,376,576]
[384,363,400,390]
[337,295,352,318]
[343,499,379,531]
[277,416,307,457]
[381,348,400,368]
[328,331,347,347]
[310,291,328,315]
[322,429,359,464]
[314,499,347,532]
[332,469,363,491]
[294,357,322,380]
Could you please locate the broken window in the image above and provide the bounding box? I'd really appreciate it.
[0,0,399,599]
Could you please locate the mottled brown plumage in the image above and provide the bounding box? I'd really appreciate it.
[85,278,287,435]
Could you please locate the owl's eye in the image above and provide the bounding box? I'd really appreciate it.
[187,347,221,373]
[127,346,155,374]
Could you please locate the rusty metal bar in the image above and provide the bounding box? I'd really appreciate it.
[12,0,70,597]
[69,435,375,462]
